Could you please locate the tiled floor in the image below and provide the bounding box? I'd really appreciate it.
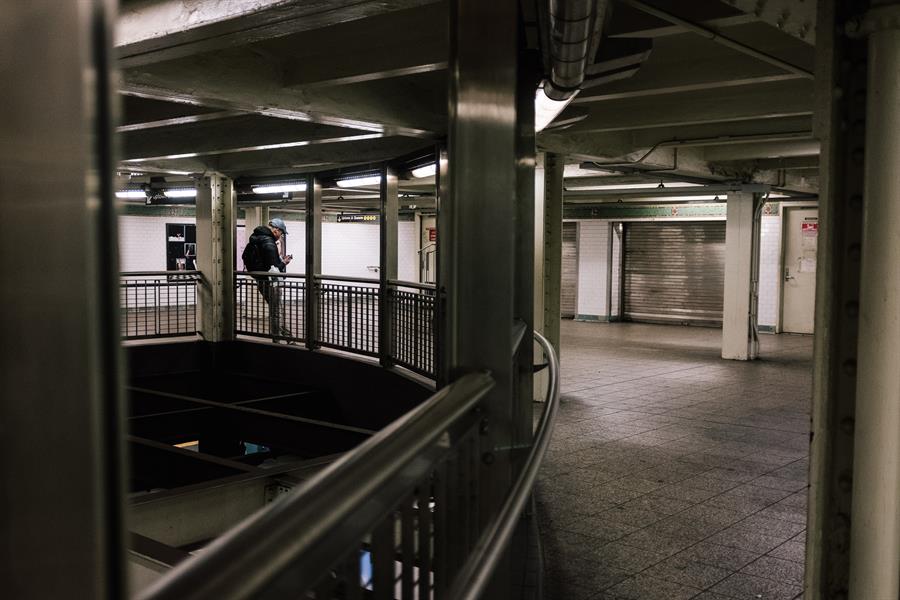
[537,321,811,600]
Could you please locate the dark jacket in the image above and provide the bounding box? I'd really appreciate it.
[249,226,286,272]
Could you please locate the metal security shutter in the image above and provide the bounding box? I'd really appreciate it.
[561,222,577,318]
[623,221,726,325]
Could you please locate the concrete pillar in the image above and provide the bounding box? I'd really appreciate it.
[722,192,759,360]
[1,1,126,598]
[195,174,235,342]
[305,175,322,348]
[379,165,399,367]
[848,5,900,598]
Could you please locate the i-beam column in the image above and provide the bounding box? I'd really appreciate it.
[806,0,868,595]
[379,165,399,367]
[305,174,322,348]
[195,174,235,342]
[444,5,534,593]
[848,3,900,598]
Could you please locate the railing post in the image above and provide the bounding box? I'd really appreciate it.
[379,164,399,367]
[305,174,322,348]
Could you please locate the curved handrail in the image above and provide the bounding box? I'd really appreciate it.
[448,330,561,600]
[137,371,494,600]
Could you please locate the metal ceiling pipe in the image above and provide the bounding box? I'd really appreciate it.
[546,0,608,100]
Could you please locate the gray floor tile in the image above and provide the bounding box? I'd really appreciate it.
[642,555,732,590]
[539,322,812,599]
[768,540,806,563]
[710,572,802,599]
[607,574,702,600]
[741,555,805,586]
[674,541,763,571]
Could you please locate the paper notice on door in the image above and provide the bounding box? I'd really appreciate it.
[799,257,817,273]
[802,220,818,251]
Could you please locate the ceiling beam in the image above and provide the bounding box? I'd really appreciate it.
[561,79,813,134]
[721,0,815,43]
[702,140,820,161]
[574,73,804,103]
[116,0,443,68]
[120,136,433,178]
[282,42,446,88]
[117,110,245,133]
[609,13,758,39]
[120,46,441,137]
[120,115,371,160]
[617,0,813,78]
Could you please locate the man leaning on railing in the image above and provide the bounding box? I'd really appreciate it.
[243,218,293,342]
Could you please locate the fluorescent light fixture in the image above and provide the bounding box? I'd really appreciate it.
[535,85,578,132]
[116,190,146,199]
[566,182,702,191]
[411,163,436,178]
[166,189,197,198]
[252,183,307,194]
[336,175,382,188]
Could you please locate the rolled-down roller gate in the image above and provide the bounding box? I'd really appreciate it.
[561,222,578,318]
[622,221,726,326]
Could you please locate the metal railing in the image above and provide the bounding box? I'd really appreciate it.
[317,275,380,357]
[233,273,438,378]
[120,271,201,340]
[389,280,437,377]
[235,272,307,342]
[137,332,560,600]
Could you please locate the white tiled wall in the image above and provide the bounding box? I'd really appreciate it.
[121,215,418,282]
[119,215,196,271]
[758,215,782,329]
[574,220,609,319]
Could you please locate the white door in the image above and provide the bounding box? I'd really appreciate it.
[782,208,818,333]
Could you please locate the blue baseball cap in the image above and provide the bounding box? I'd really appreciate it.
[269,217,288,234]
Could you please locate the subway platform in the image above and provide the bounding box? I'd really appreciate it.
[537,321,811,600]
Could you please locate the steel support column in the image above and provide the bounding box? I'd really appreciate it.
[305,175,322,348]
[533,156,547,402]
[848,4,900,597]
[379,165,399,367]
[722,191,761,360]
[541,153,564,357]
[196,174,236,342]
[805,1,869,595]
[444,4,533,596]
[436,145,449,387]
[0,1,126,598]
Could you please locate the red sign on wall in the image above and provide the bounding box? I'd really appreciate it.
[427,227,437,242]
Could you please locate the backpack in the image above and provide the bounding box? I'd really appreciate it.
[242,239,263,272]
